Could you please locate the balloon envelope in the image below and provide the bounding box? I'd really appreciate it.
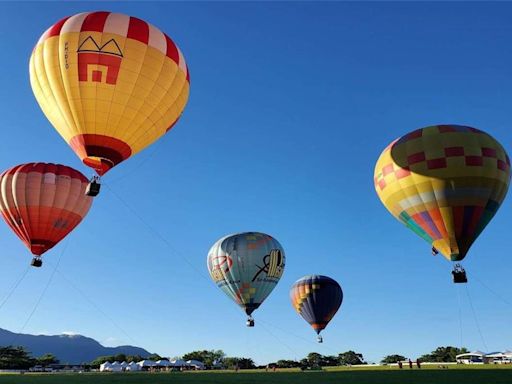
[0,163,92,256]
[30,11,190,175]
[290,275,343,334]
[374,125,510,261]
[207,232,285,316]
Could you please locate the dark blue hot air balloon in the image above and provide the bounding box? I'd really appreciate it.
[290,275,343,343]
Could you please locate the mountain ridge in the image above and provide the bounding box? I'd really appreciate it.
[0,328,152,364]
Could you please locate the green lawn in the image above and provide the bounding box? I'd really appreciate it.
[0,367,511,384]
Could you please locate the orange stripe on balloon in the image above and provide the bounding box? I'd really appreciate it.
[428,208,449,239]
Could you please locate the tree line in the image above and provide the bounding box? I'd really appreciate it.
[0,347,164,369]
[381,347,469,364]
[0,345,469,370]
[0,347,59,369]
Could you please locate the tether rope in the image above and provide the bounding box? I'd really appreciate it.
[10,241,68,345]
[0,265,30,312]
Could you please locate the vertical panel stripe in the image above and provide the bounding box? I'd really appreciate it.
[127,16,149,44]
[103,12,130,36]
[165,34,179,63]
[148,23,167,53]
[46,17,71,38]
[60,12,90,34]
[81,11,110,32]
[177,47,188,78]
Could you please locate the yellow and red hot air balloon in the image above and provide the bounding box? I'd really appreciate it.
[29,12,190,177]
[374,125,510,283]
[0,163,92,267]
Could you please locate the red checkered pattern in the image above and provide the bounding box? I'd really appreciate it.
[374,163,411,190]
[375,145,510,191]
[398,125,484,145]
[403,146,510,171]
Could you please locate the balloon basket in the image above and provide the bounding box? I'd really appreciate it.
[30,257,42,268]
[452,263,467,284]
[86,176,101,197]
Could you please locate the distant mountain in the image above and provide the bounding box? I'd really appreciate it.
[0,328,151,364]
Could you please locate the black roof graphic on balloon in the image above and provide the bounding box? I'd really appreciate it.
[77,36,123,57]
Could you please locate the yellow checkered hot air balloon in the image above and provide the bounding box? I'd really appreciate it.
[374,125,510,283]
[29,11,190,177]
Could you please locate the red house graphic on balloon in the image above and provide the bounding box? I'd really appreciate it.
[77,36,123,85]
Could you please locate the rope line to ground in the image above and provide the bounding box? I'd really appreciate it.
[465,284,488,352]
[0,265,30,312]
[107,143,162,184]
[104,183,211,283]
[45,259,140,347]
[455,283,464,350]
[259,318,340,355]
[10,240,68,346]
[471,273,512,309]
[258,320,300,360]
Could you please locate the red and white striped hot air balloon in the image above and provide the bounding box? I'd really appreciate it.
[0,163,93,267]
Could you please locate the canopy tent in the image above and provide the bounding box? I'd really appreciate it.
[137,360,157,368]
[456,351,485,364]
[485,351,512,364]
[99,362,112,372]
[186,360,205,370]
[170,359,186,367]
[109,361,123,372]
[156,360,171,367]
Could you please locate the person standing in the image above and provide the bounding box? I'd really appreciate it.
[408,359,413,369]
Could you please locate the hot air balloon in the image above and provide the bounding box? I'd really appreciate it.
[374,125,510,283]
[290,275,343,343]
[29,11,190,193]
[0,163,93,267]
[207,232,285,326]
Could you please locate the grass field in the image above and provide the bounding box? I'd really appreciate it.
[1,365,511,384]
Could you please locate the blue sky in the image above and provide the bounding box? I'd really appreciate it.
[0,1,512,364]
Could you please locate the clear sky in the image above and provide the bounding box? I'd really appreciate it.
[0,1,511,365]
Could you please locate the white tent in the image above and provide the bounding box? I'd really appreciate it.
[456,351,485,364]
[170,359,186,367]
[127,362,140,371]
[186,360,205,370]
[110,361,123,372]
[120,361,128,369]
[137,360,157,368]
[485,351,512,364]
[156,360,171,367]
[100,361,112,372]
